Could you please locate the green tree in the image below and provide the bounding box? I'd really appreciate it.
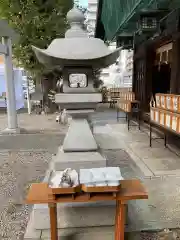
[0,0,73,79]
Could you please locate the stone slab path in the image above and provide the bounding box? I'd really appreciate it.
[1,109,179,239]
[93,117,180,233]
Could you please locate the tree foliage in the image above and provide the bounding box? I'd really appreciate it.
[0,0,73,78]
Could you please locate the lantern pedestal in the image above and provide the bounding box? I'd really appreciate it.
[63,118,97,152]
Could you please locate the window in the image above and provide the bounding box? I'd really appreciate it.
[69,74,87,88]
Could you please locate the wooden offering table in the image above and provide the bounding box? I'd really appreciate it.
[26,180,148,240]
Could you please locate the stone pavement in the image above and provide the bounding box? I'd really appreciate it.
[0,112,67,134]
[5,109,180,239]
[92,111,180,234]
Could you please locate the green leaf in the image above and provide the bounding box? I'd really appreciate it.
[0,0,73,81]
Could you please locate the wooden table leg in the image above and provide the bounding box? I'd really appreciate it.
[115,201,125,240]
[48,203,58,240]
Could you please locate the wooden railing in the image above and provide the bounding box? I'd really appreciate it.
[109,87,133,99]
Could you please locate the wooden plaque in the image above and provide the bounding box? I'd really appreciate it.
[166,95,173,110]
[155,110,160,123]
[161,95,166,109]
[155,94,160,108]
[160,111,165,126]
[171,115,178,132]
[172,96,178,112]
[165,113,171,128]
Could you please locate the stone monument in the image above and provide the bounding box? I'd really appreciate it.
[25,6,121,240]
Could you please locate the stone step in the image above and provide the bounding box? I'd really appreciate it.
[52,151,106,172]
[63,119,98,152]
[32,201,117,230]
[41,226,115,240]
[24,211,115,240]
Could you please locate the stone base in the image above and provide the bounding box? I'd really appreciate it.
[67,109,94,119]
[32,201,116,230]
[42,226,114,240]
[63,119,98,152]
[24,211,114,240]
[1,127,26,135]
[52,149,106,172]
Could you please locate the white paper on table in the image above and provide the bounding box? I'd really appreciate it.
[79,169,93,184]
[90,168,105,182]
[80,167,123,187]
[108,181,120,186]
[103,167,122,181]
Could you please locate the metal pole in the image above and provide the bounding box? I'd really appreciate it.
[26,73,31,114]
[2,36,18,130]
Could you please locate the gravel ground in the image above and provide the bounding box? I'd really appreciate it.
[0,113,67,134]
[0,112,67,240]
[0,150,52,240]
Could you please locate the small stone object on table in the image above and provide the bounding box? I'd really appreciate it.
[49,168,79,188]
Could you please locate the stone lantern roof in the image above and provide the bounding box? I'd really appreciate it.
[32,6,121,69]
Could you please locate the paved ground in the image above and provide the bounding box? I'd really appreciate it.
[0,113,67,134]
[1,108,180,239]
[92,108,180,238]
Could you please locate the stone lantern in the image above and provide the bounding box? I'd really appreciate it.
[32,6,120,165]
[25,7,122,239]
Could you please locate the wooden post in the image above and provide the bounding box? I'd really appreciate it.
[145,46,155,112]
[48,203,58,240]
[170,38,180,94]
[115,200,126,240]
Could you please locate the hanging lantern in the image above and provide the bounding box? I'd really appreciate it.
[137,11,159,35]
[116,34,133,49]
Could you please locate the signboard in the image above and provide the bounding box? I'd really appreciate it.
[69,73,87,88]
[0,66,24,109]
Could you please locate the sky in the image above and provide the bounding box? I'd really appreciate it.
[78,0,88,7]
